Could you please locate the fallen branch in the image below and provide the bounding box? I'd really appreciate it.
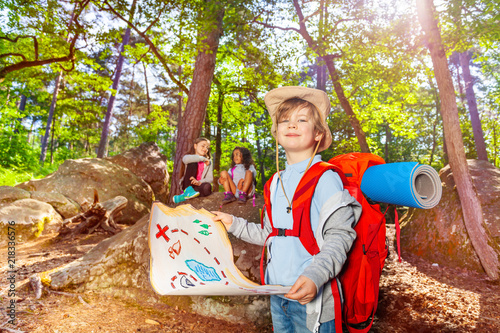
[57,190,127,239]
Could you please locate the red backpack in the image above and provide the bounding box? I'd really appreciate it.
[260,153,396,333]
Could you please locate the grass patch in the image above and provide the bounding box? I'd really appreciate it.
[0,163,61,187]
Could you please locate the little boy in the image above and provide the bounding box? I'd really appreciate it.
[212,86,361,332]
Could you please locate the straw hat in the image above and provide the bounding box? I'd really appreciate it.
[264,86,332,152]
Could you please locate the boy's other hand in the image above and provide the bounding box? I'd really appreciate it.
[284,275,317,305]
[211,211,233,230]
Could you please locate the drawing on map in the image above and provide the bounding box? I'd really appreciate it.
[148,202,290,296]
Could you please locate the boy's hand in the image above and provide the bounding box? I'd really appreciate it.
[211,211,233,230]
[284,275,317,305]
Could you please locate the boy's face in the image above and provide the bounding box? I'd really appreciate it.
[233,149,243,164]
[194,141,209,157]
[277,106,321,154]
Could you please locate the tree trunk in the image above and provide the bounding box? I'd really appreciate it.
[97,27,131,158]
[176,66,183,138]
[317,61,326,92]
[316,0,326,92]
[417,0,500,280]
[459,51,488,161]
[17,94,27,136]
[213,91,223,192]
[27,116,34,144]
[50,116,56,165]
[493,116,498,167]
[169,4,225,199]
[292,0,370,153]
[143,62,151,116]
[455,62,466,105]
[40,72,62,165]
[19,94,27,111]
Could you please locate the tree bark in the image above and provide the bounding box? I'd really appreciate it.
[169,3,225,199]
[417,0,500,280]
[459,51,488,161]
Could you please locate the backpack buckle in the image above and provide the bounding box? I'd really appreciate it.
[276,228,287,237]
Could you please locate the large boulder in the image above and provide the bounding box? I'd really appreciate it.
[0,186,30,207]
[0,199,63,245]
[30,191,81,219]
[17,158,153,224]
[0,186,81,219]
[42,191,271,326]
[106,142,169,203]
[400,160,500,273]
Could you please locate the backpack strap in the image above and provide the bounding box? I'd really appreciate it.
[259,172,276,285]
[331,279,344,333]
[291,161,340,255]
[259,163,348,284]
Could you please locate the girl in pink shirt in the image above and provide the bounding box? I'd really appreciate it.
[174,138,214,203]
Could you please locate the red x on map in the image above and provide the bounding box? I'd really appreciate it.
[156,224,170,242]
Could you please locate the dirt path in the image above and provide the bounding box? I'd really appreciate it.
[1,225,499,333]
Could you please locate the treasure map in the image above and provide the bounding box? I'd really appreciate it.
[148,202,290,296]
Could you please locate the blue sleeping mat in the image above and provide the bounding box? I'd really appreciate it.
[360,162,442,209]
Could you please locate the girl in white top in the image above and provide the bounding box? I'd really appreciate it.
[219,147,256,205]
[174,138,213,203]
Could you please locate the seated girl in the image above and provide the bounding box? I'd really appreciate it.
[219,146,257,205]
[174,137,213,203]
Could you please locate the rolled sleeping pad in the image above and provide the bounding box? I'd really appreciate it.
[360,162,442,209]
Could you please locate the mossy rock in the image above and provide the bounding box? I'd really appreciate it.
[0,199,63,245]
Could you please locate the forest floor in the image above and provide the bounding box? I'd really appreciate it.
[1,225,499,333]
